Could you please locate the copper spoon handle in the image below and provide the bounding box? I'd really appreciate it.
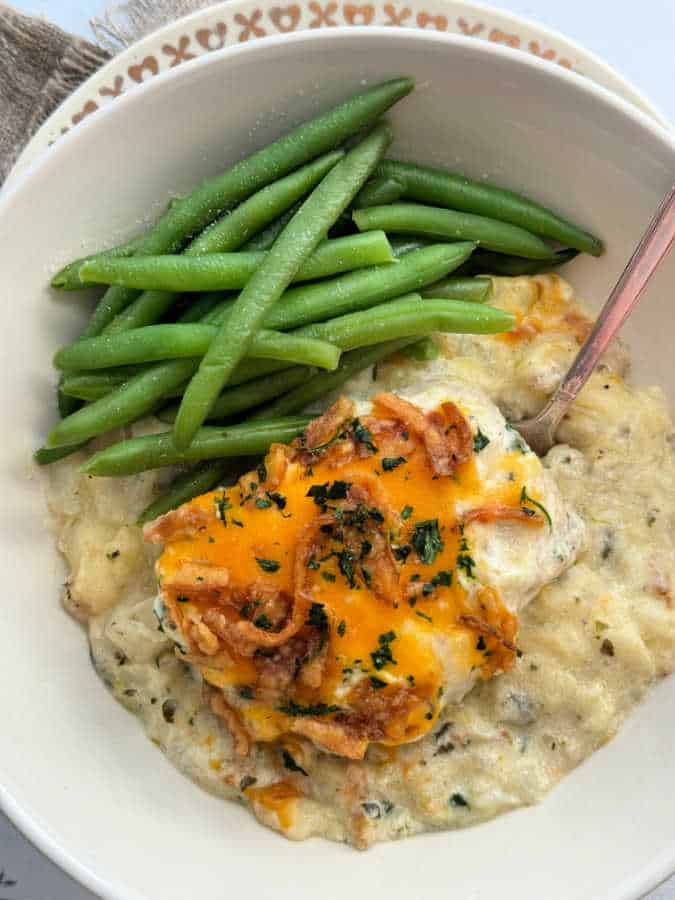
[524,185,675,449]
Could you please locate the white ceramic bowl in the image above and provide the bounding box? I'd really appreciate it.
[1,28,673,900]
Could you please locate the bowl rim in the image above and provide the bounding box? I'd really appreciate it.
[4,0,671,192]
[2,25,675,900]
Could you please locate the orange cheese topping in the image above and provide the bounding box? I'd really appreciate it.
[151,396,543,757]
[245,782,303,831]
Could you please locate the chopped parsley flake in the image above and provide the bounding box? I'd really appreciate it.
[353,419,378,454]
[473,429,490,453]
[176,595,189,603]
[520,485,552,528]
[238,685,255,700]
[370,631,397,670]
[382,456,406,471]
[457,532,476,579]
[307,480,351,509]
[416,610,433,623]
[411,519,444,565]
[253,614,273,631]
[214,494,232,524]
[450,792,469,808]
[337,620,347,637]
[255,497,272,509]
[337,548,357,588]
[321,571,336,583]
[255,557,280,573]
[307,555,320,570]
[266,491,287,509]
[278,700,341,717]
[257,461,267,483]
[401,505,414,520]
[369,676,387,689]
[432,570,453,588]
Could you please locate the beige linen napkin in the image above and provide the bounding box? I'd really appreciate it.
[0,0,218,184]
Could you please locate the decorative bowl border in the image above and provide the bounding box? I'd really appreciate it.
[4,0,669,189]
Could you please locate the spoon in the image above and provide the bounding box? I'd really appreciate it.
[516,184,675,456]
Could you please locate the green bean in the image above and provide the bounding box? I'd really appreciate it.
[158,365,313,424]
[81,417,312,477]
[51,238,143,291]
[295,295,515,349]
[136,459,249,525]
[55,324,341,372]
[58,243,476,422]
[60,366,148,401]
[245,243,477,331]
[389,236,433,257]
[461,248,580,277]
[100,155,344,335]
[54,79,414,344]
[420,276,491,302]
[126,79,413,257]
[187,152,343,256]
[252,338,420,419]
[217,290,513,386]
[60,80,414,276]
[174,124,393,449]
[34,441,90,465]
[353,203,555,260]
[46,360,198,449]
[241,205,299,251]
[374,160,603,256]
[353,176,405,209]
[79,231,395,291]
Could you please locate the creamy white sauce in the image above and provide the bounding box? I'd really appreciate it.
[46,275,675,847]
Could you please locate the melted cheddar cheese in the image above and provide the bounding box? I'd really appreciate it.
[148,383,584,759]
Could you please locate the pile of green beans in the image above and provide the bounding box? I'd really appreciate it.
[39,75,602,521]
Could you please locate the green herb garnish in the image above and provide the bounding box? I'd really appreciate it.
[278,700,341,717]
[411,519,444,565]
[353,419,378,454]
[473,429,490,453]
[520,485,552,528]
[382,456,406,471]
[371,631,397,670]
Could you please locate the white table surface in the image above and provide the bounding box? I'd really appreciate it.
[2,2,674,899]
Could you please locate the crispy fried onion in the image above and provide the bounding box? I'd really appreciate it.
[301,396,355,450]
[161,561,230,596]
[201,581,310,657]
[295,475,400,604]
[209,690,251,756]
[285,680,426,760]
[143,504,211,544]
[458,586,518,676]
[238,442,293,505]
[462,504,544,527]
[373,393,473,476]
[290,718,369,760]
